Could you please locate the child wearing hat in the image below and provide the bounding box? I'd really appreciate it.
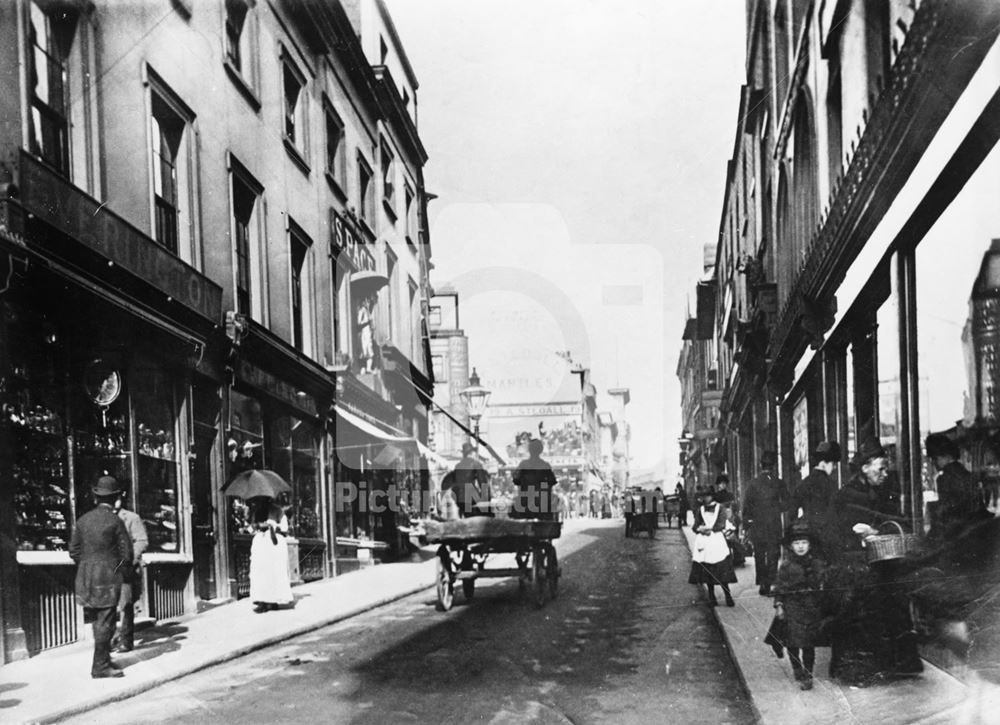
[771,522,828,690]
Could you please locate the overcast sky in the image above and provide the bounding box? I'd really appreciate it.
[387,0,747,479]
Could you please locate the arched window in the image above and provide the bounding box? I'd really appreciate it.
[791,92,819,271]
[776,165,792,306]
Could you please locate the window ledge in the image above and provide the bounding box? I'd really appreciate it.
[283,137,311,176]
[358,216,376,241]
[325,170,347,202]
[382,198,397,223]
[224,61,261,112]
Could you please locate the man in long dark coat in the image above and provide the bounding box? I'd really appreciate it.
[788,441,841,557]
[69,475,133,678]
[448,442,491,517]
[742,450,788,595]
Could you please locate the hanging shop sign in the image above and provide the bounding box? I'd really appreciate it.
[488,402,582,418]
[332,212,375,273]
[18,152,222,324]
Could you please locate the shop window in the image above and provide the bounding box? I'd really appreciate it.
[914,142,1000,511]
[269,415,321,539]
[132,361,180,553]
[227,390,265,535]
[289,222,314,355]
[230,158,264,322]
[72,356,131,519]
[876,291,901,458]
[358,154,374,227]
[148,71,198,264]
[6,304,71,553]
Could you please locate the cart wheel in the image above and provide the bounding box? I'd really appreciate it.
[530,547,547,608]
[545,544,559,600]
[435,556,454,612]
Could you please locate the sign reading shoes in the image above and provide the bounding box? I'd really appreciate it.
[19,152,222,324]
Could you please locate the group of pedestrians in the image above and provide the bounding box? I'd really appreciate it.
[687,433,996,691]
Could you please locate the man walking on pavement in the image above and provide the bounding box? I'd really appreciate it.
[742,451,788,596]
[113,488,148,653]
[69,475,133,678]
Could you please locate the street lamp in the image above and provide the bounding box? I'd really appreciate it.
[460,367,491,451]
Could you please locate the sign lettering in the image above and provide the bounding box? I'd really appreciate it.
[19,153,222,323]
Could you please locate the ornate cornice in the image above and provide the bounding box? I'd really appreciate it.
[766,0,1000,394]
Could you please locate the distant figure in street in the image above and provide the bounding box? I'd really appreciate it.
[451,441,491,517]
[512,438,557,520]
[69,475,133,678]
[687,486,737,607]
[788,441,841,557]
[113,488,148,653]
[248,497,293,613]
[742,451,788,596]
[675,482,690,526]
[771,522,828,691]
[925,433,983,541]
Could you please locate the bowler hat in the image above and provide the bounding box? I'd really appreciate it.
[852,439,886,467]
[92,475,121,496]
[461,442,476,455]
[925,432,959,460]
[813,441,841,464]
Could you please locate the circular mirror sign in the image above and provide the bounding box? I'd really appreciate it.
[83,359,122,407]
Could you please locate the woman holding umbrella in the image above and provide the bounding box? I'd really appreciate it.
[224,470,294,613]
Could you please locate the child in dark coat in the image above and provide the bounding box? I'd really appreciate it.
[772,522,828,690]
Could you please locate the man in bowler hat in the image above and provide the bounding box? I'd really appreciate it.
[69,475,133,678]
[742,450,788,595]
[450,441,491,516]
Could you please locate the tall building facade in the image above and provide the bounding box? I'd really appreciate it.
[0,0,433,664]
[678,0,1000,521]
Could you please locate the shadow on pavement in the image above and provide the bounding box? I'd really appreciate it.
[0,681,26,709]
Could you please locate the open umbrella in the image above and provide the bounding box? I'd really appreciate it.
[221,469,291,499]
[350,270,389,300]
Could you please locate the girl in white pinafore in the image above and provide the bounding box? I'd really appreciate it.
[687,486,738,606]
[249,498,293,612]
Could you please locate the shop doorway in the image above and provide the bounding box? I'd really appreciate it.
[191,381,220,601]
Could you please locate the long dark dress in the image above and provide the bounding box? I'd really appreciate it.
[826,475,922,684]
[687,504,737,585]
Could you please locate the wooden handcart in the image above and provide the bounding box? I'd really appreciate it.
[424,518,562,611]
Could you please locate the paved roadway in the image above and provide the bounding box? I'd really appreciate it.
[62,519,755,725]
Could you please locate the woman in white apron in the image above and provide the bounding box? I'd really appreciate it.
[688,486,738,606]
[248,497,293,612]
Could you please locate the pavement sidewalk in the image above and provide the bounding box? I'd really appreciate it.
[0,554,439,725]
[680,525,1000,725]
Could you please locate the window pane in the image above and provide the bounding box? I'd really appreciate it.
[133,363,180,553]
[915,141,1000,515]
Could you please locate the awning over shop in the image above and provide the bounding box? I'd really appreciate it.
[417,441,452,469]
[333,404,413,443]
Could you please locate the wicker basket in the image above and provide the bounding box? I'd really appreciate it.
[864,520,920,563]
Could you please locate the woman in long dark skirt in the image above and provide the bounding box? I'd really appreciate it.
[688,486,737,606]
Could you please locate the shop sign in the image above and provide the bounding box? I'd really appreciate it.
[332,212,375,272]
[236,359,317,417]
[19,153,222,323]
[489,402,582,418]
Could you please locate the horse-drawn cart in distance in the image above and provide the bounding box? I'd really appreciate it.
[423,517,561,611]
